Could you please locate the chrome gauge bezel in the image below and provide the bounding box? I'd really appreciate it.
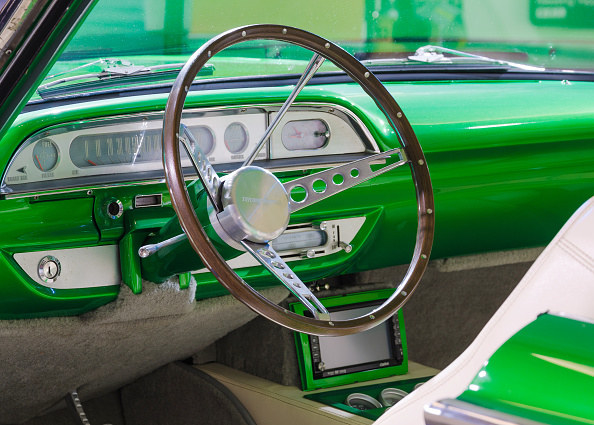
[32,138,60,172]
[1,103,379,197]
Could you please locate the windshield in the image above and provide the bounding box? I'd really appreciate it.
[41,0,594,95]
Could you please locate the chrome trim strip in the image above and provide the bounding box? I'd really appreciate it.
[1,102,378,197]
[424,399,547,425]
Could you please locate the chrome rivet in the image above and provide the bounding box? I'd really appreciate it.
[208,50,211,57]
[421,254,428,260]
[364,71,370,78]
[284,272,294,279]
[184,86,188,92]
[282,28,287,34]
[87,190,93,195]
[325,42,330,49]
[402,291,408,296]
[271,261,285,269]
[240,108,247,113]
[397,112,403,118]
[5,49,12,55]
[369,315,375,320]
[319,222,327,231]
[328,321,334,326]
[241,31,246,37]
[293,283,301,288]
[418,159,425,165]
[427,208,433,214]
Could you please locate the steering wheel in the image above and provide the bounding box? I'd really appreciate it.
[162,24,434,336]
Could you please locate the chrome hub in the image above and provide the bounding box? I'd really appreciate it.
[216,166,290,244]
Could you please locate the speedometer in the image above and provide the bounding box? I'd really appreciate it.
[69,130,162,168]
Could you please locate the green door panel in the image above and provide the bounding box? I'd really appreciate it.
[459,314,594,425]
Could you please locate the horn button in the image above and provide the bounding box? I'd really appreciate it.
[216,166,290,244]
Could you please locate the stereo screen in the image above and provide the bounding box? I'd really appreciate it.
[317,305,392,370]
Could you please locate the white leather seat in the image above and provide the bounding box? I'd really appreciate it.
[376,196,594,425]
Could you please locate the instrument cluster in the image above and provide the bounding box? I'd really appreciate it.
[1,105,374,195]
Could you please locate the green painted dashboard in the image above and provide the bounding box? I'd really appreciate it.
[1,79,593,318]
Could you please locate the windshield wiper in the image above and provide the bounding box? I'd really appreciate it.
[36,59,215,96]
[407,45,546,72]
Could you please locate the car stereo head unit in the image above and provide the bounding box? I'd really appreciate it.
[290,289,408,391]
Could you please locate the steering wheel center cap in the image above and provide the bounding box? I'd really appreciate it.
[217,166,290,244]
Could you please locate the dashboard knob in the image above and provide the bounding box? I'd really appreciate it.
[339,242,353,253]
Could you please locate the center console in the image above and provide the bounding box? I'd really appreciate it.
[203,289,437,424]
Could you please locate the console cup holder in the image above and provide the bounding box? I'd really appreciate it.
[346,387,409,410]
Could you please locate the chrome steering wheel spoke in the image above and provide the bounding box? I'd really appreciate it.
[179,123,223,212]
[242,53,325,167]
[241,240,330,320]
[284,147,407,213]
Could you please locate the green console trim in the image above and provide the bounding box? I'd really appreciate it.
[291,289,408,391]
[459,314,594,425]
[305,376,431,421]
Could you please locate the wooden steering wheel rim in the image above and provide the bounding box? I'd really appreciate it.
[162,24,434,336]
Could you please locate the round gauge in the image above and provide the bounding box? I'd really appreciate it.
[281,119,329,151]
[224,122,249,154]
[32,139,59,172]
[188,126,215,156]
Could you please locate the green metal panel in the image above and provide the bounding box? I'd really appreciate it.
[459,314,594,425]
[0,195,119,318]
